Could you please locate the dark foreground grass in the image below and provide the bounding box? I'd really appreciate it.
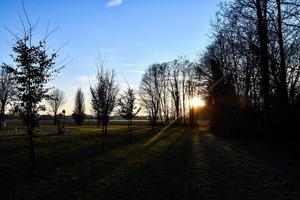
[0,125,299,200]
[0,125,159,199]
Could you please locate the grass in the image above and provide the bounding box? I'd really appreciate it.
[0,124,148,137]
[0,124,299,200]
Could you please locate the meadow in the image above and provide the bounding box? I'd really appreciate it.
[1,122,299,200]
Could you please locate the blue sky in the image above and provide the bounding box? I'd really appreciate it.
[0,0,221,114]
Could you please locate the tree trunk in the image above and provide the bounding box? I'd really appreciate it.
[28,125,36,177]
[0,102,5,121]
[102,125,106,153]
[256,0,270,125]
[276,0,289,112]
[97,118,101,128]
[57,120,61,135]
[54,112,57,125]
[175,93,180,124]
[128,120,132,144]
[182,81,186,124]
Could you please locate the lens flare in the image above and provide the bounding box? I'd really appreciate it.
[192,97,205,108]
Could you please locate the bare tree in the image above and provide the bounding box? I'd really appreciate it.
[47,88,65,125]
[139,60,201,126]
[0,64,16,126]
[193,0,300,138]
[139,65,161,127]
[137,0,300,140]
[168,60,181,124]
[160,63,171,123]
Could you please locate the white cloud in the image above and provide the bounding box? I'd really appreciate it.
[106,0,123,8]
[127,69,144,74]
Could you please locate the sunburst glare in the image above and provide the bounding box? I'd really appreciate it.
[191,97,206,108]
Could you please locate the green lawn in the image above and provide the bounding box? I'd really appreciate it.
[0,125,299,200]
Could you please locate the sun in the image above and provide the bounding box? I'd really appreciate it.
[192,97,206,108]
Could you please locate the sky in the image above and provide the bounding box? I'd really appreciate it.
[0,0,222,114]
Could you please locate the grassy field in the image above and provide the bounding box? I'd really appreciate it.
[0,124,299,200]
[0,120,149,137]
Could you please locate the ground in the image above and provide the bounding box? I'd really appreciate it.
[0,123,299,200]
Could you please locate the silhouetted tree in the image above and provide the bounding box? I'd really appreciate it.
[140,60,201,126]
[5,12,63,175]
[0,64,16,125]
[139,65,161,127]
[168,60,181,124]
[160,63,171,123]
[197,0,300,139]
[90,65,118,152]
[118,87,140,143]
[73,88,85,126]
[47,88,65,125]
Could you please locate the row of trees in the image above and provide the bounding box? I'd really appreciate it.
[139,0,300,141]
[196,0,300,139]
[0,8,141,175]
[1,40,140,175]
[139,57,205,126]
[72,65,140,151]
[1,62,141,133]
[1,39,140,176]
[0,68,67,126]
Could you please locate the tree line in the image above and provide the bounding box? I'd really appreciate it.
[139,57,205,126]
[139,0,300,141]
[196,0,300,139]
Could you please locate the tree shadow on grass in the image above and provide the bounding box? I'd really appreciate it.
[97,127,194,200]
[196,131,299,199]
[0,127,162,199]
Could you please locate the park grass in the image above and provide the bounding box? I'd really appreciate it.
[0,124,161,199]
[0,125,299,200]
